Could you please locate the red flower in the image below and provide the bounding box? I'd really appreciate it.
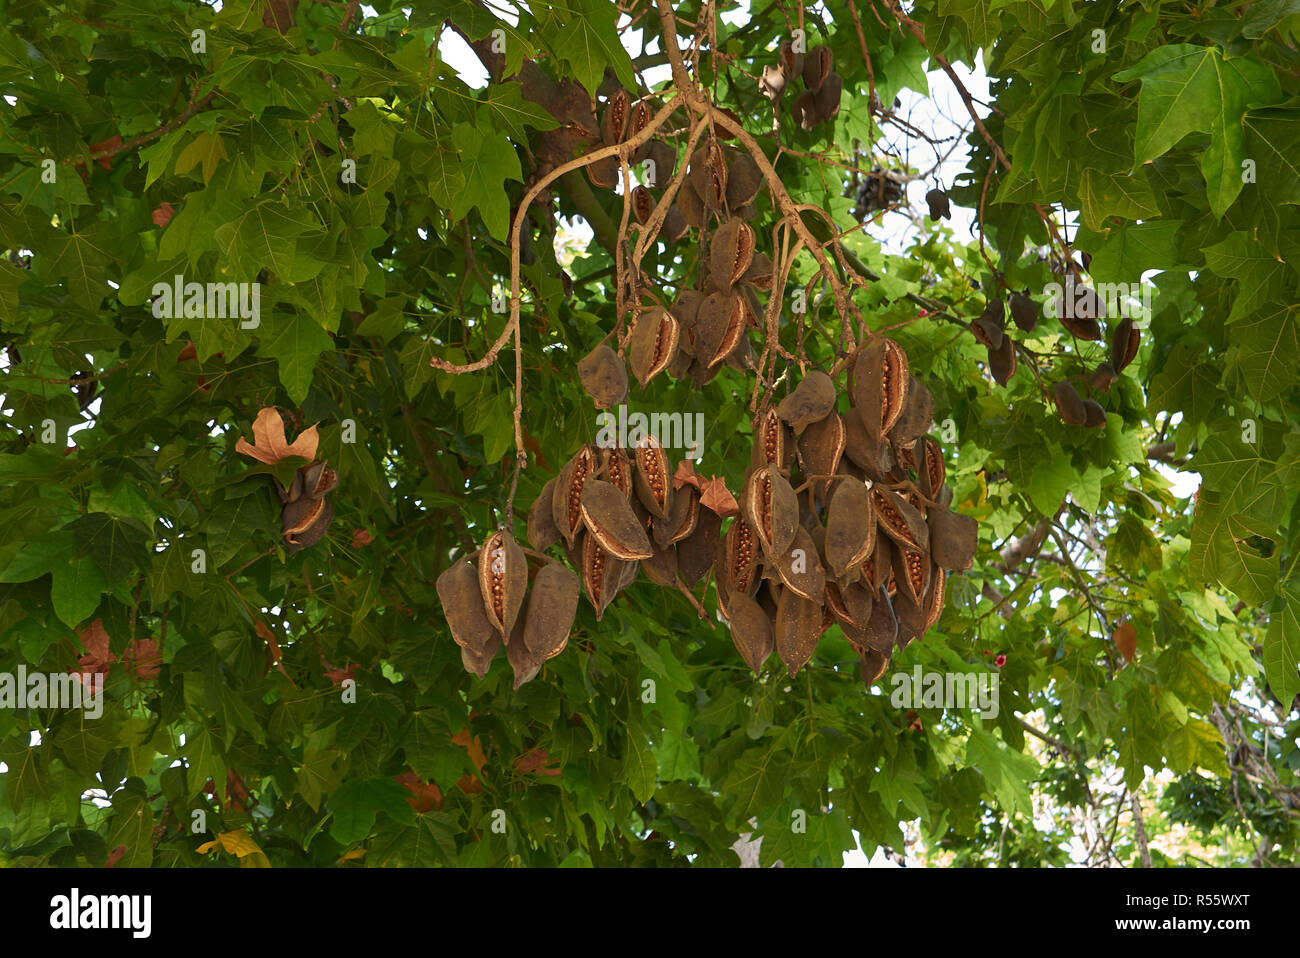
[994,654,1006,668]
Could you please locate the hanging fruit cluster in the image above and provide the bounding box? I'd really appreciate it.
[980,288,1141,427]
[715,338,977,683]
[759,42,843,130]
[438,329,979,688]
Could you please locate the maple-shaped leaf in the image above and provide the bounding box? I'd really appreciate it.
[395,771,443,813]
[122,638,161,680]
[514,748,562,776]
[324,663,358,687]
[673,458,703,491]
[1112,622,1137,664]
[196,829,270,866]
[235,406,319,464]
[74,619,115,686]
[699,476,740,517]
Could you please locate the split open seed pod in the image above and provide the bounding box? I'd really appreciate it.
[477,530,527,639]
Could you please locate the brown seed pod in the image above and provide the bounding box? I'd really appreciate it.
[600,88,629,146]
[1082,398,1107,428]
[1060,313,1104,340]
[792,89,819,131]
[629,99,652,139]
[865,535,893,592]
[743,464,800,560]
[587,155,619,189]
[862,585,899,654]
[436,557,497,652]
[461,628,501,679]
[671,289,702,350]
[989,334,1017,387]
[721,587,775,674]
[282,494,335,554]
[654,481,699,549]
[638,140,677,190]
[1053,380,1087,426]
[1089,361,1118,393]
[696,290,746,369]
[507,606,545,688]
[928,506,977,571]
[709,219,756,287]
[971,299,1005,350]
[825,479,876,578]
[917,437,946,501]
[892,542,931,607]
[1111,317,1140,373]
[676,177,705,228]
[853,337,909,441]
[552,444,597,548]
[839,580,875,628]
[640,543,679,587]
[843,412,892,480]
[887,374,934,445]
[859,647,890,686]
[1009,291,1038,332]
[802,44,833,93]
[742,252,773,291]
[775,589,824,677]
[688,144,728,210]
[577,344,628,409]
[893,583,929,649]
[723,515,762,597]
[925,188,951,221]
[528,477,562,552]
[776,370,836,434]
[597,446,634,496]
[477,530,527,639]
[523,561,580,660]
[678,506,721,587]
[725,153,764,210]
[799,411,846,502]
[778,42,804,86]
[580,479,655,560]
[750,406,794,472]
[759,63,786,102]
[631,185,655,225]
[628,308,680,388]
[738,283,765,330]
[772,524,826,602]
[872,486,927,552]
[923,563,946,631]
[632,436,673,519]
[660,205,689,243]
[813,71,843,121]
[580,533,622,620]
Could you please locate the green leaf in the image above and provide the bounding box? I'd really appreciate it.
[448,122,522,241]
[174,131,229,183]
[1203,232,1291,323]
[1114,46,1282,215]
[623,733,657,803]
[328,775,417,845]
[106,790,155,868]
[1264,583,1300,705]
[723,748,790,820]
[1078,168,1160,231]
[536,0,637,96]
[261,309,334,403]
[50,555,107,627]
[1226,303,1300,402]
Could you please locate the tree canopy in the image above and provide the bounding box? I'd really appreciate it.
[0,0,1298,868]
